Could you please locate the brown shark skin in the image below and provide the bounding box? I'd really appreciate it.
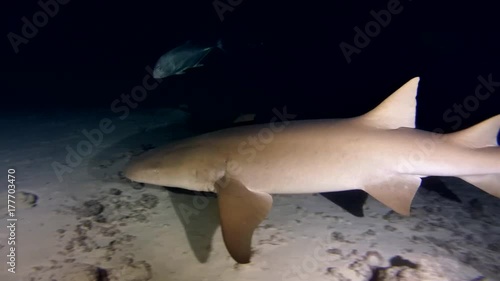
[124,77,500,263]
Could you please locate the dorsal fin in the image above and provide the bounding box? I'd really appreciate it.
[359,77,420,129]
[446,115,500,148]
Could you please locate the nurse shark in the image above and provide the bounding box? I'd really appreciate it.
[125,77,500,263]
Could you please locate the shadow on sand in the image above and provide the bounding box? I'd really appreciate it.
[86,119,224,263]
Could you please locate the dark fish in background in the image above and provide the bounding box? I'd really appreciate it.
[152,39,224,79]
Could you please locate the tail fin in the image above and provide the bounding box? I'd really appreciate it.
[216,38,225,52]
[447,115,500,148]
[448,115,500,198]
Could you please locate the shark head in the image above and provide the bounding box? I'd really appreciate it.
[124,143,226,191]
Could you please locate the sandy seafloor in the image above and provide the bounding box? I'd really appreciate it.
[0,108,499,281]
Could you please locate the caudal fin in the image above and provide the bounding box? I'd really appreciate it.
[447,115,500,198]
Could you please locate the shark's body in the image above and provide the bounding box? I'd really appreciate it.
[125,77,500,263]
[152,40,223,79]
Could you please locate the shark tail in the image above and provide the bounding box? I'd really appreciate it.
[447,114,500,198]
[216,38,226,52]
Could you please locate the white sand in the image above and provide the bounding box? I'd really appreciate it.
[0,108,499,281]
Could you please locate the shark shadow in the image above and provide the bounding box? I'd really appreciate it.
[86,119,224,262]
[166,187,219,263]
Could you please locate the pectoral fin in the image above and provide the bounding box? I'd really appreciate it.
[364,175,422,216]
[215,176,273,263]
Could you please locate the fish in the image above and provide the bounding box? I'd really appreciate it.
[152,39,224,79]
[124,77,500,263]
[232,113,256,123]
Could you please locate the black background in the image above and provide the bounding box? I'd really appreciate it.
[3,0,500,133]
